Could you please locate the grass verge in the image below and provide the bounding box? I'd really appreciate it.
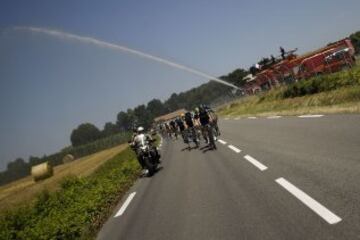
[0,146,140,240]
[218,65,360,117]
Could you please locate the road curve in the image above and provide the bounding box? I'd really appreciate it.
[97,114,360,240]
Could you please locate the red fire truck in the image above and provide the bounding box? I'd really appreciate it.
[243,39,356,95]
[296,39,356,79]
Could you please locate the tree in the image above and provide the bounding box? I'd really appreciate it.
[7,158,27,171]
[133,105,151,128]
[147,99,166,119]
[226,68,248,87]
[258,57,270,67]
[28,156,42,166]
[6,158,30,179]
[164,93,180,112]
[116,110,134,131]
[102,122,119,137]
[70,123,102,146]
[350,31,360,54]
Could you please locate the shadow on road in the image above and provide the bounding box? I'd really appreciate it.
[201,145,215,153]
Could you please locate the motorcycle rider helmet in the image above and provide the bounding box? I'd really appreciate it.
[137,126,145,133]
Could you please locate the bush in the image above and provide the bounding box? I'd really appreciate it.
[281,66,360,99]
[0,147,140,240]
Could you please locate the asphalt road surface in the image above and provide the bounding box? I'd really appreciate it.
[97,114,360,240]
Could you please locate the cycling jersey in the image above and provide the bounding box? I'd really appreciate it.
[169,120,176,129]
[184,112,194,127]
[175,119,185,131]
[199,110,210,126]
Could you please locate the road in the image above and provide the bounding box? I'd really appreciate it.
[97,114,360,240]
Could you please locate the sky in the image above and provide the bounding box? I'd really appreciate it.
[0,0,359,170]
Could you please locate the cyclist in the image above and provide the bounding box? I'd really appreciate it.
[175,115,186,142]
[198,105,216,149]
[169,120,178,139]
[204,105,220,138]
[184,111,199,147]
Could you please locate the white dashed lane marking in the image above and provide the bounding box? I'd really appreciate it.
[114,192,136,218]
[218,139,227,145]
[228,145,241,153]
[276,178,342,225]
[244,155,268,171]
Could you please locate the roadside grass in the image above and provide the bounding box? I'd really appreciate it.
[0,144,127,212]
[218,65,360,117]
[0,146,141,240]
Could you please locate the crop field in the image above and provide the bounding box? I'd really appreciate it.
[0,143,127,212]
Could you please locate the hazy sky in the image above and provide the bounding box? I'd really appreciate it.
[0,0,359,170]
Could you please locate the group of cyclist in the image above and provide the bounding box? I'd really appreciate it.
[159,105,220,150]
[129,104,220,176]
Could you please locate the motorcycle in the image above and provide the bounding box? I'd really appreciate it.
[130,134,160,176]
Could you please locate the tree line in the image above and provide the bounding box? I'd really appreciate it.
[115,68,248,131]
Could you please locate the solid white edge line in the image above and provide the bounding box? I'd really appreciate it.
[234,117,241,120]
[114,192,137,218]
[267,116,281,119]
[218,139,227,145]
[244,155,268,171]
[228,145,241,153]
[248,116,257,119]
[275,178,341,224]
[298,114,324,118]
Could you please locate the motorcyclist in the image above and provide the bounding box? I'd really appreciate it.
[130,126,160,175]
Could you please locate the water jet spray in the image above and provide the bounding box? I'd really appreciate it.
[14,26,240,90]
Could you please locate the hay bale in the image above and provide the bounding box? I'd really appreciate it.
[62,154,75,164]
[31,162,53,182]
